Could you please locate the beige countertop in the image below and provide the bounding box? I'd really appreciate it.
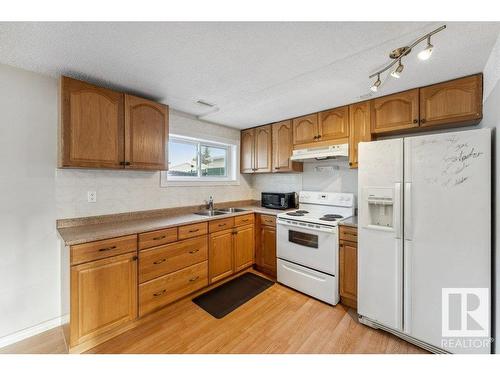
[58,205,290,246]
[339,216,358,228]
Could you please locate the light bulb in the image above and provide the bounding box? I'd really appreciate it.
[370,85,378,92]
[418,37,433,60]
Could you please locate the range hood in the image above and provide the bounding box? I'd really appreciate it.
[290,143,349,161]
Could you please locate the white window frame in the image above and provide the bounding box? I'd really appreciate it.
[161,134,239,187]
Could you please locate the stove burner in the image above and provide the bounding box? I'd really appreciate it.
[295,210,309,214]
[319,214,343,222]
[286,211,305,217]
[319,217,338,221]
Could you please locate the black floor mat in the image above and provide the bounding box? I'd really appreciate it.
[192,273,274,319]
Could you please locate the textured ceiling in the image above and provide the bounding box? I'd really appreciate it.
[1,22,499,128]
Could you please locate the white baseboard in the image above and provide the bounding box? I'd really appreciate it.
[0,315,67,349]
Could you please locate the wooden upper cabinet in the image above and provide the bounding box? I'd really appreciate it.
[254,125,272,173]
[292,113,319,145]
[70,252,137,347]
[240,128,255,173]
[319,106,349,141]
[371,89,419,134]
[348,101,372,169]
[124,95,168,170]
[419,74,483,128]
[272,120,302,173]
[60,76,124,168]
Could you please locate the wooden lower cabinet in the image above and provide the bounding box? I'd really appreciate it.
[139,261,208,316]
[70,251,138,347]
[234,224,255,272]
[339,225,358,309]
[209,228,235,283]
[209,217,256,283]
[255,214,277,277]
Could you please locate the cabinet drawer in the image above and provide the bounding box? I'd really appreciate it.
[70,235,137,266]
[139,261,208,316]
[139,236,208,283]
[260,214,276,227]
[178,222,208,240]
[209,217,235,233]
[339,226,358,242]
[138,227,178,250]
[234,213,254,227]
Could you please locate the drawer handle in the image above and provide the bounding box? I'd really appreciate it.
[153,235,166,241]
[153,258,167,264]
[218,223,226,227]
[189,229,200,233]
[241,219,249,222]
[265,220,273,224]
[189,276,200,282]
[153,289,167,297]
[189,249,199,254]
[98,246,117,252]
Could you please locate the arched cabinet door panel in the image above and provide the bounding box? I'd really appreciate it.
[60,76,124,168]
[292,113,319,145]
[419,74,482,128]
[348,101,372,169]
[124,95,168,170]
[371,89,419,134]
[319,106,349,141]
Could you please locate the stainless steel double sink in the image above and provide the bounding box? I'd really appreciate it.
[193,207,248,216]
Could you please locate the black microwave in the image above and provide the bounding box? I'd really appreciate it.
[261,192,297,210]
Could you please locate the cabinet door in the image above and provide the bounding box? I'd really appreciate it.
[292,113,319,145]
[209,229,234,283]
[319,106,349,141]
[371,89,419,134]
[240,129,255,173]
[348,101,372,169]
[60,76,124,168]
[124,95,168,170]
[70,252,137,347]
[339,240,357,307]
[259,225,276,276]
[254,125,272,173]
[419,74,482,128]
[272,120,302,172]
[233,224,255,272]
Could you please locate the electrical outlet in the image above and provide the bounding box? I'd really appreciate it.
[87,191,97,203]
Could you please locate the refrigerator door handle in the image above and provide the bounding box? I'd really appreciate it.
[403,239,412,334]
[394,182,402,239]
[404,182,412,241]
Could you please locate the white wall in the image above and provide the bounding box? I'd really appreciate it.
[252,159,358,201]
[56,110,254,219]
[0,64,60,342]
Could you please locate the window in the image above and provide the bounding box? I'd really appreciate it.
[161,135,238,186]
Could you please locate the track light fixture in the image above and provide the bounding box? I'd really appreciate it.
[369,25,446,91]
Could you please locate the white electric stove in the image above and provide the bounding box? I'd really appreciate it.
[276,191,355,305]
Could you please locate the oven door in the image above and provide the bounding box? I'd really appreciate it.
[276,219,338,275]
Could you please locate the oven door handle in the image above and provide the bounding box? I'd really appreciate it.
[277,219,337,234]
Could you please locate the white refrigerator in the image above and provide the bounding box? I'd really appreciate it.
[358,128,491,354]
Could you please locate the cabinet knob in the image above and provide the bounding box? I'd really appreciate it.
[317,135,322,139]
[421,119,426,124]
[413,119,418,124]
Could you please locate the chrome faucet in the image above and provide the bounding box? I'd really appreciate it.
[206,195,214,211]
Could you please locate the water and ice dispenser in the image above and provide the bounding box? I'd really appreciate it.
[364,187,394,229]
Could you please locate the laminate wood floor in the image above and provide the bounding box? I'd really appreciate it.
[1,281,427,354]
